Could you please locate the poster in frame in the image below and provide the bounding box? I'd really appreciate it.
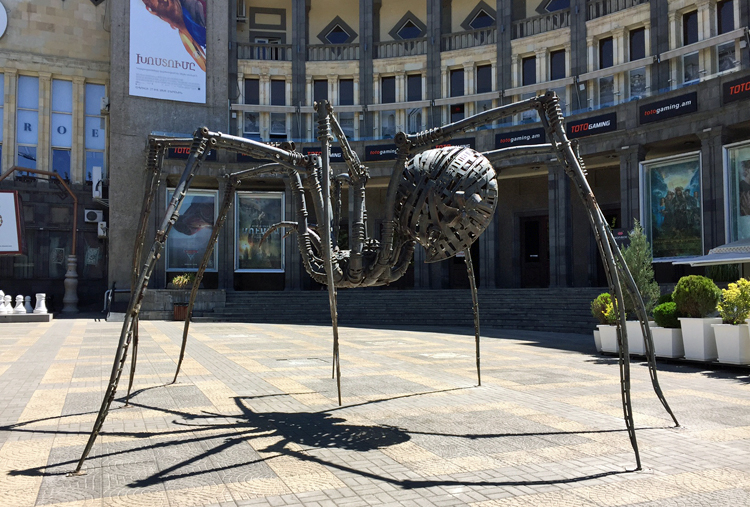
[723,140,750,242]
[640,152,703,260]
[0,191,23,255]
[165,188,218,272]
[235,191,285,273]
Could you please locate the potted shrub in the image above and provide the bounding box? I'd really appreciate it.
[599,298,621,354]
[674,275,721,361]
[171,273,194,321]
[651,299,684,358]
[620,221,660,355]
[591,292,615,353]
[712,278,750,365]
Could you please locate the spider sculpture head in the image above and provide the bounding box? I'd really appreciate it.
[397,146,498,262]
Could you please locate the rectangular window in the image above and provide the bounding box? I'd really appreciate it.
[599,38,613,69]
[85,83,106,182]
[314,79,328,104]
[630,28,646,61]
[683,11,698,45]
[17,75,39,171]
[407,75,422,101]
[339,79,354,105]
[338,79,354,139]
[599,76,615,107]
[718,0,734,35]
[641,154,702,259]
[244,79,260,105]
[629,67,646,99]
[726,140,750,241]
[550,50,566,80]
[683,51,700,83]
[270,80,286,140]
[718,41,737,72]
[450,104,464,122]
[244,78,260,140]
[167,188,219,272]
[476,65,492,94]
[235,191,285,272]
[450,69,464,97]
[51,80,73,181]
[381,76,396,103]
[380,110,396,138]
[522,56,536,86]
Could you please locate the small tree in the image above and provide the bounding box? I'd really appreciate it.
[620,220,660,317]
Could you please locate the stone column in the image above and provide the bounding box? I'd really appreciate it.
[699,126,726,250]
[38,73,52,173]
[478,210,497,288]
[2,72,14,173]
[291,0,308,139]
[650,0,670,92]
[426,0,443,128]
[548,162,572,287]
[72,77,85,183]
[620,144,645,230]
[570,0,588,108]
[360,0,376,134]
[496,0,512,104]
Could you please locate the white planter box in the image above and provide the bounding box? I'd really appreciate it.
[593,328,602,352]
[624,320,656,356]
[599,325,619,353]
[712,323,750,365]
[679,317,721,361]
[651,327,684,358]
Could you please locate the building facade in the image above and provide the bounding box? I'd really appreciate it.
[1,0,750,310]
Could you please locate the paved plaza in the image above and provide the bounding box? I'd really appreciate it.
[0,318,749,506]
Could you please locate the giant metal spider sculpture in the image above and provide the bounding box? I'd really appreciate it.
[74,91,678,475]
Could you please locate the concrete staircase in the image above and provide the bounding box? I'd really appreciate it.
[193,288,604,334]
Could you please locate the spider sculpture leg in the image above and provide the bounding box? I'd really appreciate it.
[463,249,481,386]
[316,102,342,405]
[173,178,238,383]
[124,320,138,406]
[73,134,212,474]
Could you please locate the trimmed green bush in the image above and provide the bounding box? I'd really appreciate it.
[653,302,680,328]
[672,275,721,318]
[717,278,750,325]
[657,293,673,305]
[171,273,195,289]
[591,293,615,325]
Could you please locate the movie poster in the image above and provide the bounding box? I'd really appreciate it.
[235,192,284,272]
[129,0,207,104]
[166,189,217,271]
[725,140,750,241]
[641,153,703,259]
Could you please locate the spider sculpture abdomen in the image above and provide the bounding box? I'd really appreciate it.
[397,146,498,262]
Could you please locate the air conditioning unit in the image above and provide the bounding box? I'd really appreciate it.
[85,209,104,223]
[97,221,108,239]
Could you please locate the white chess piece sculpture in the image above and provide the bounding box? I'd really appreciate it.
[0,290,7,315]
[24,296,33,314]
[4,296,11,313]
[13,295,25,314]
[33,294,48,314]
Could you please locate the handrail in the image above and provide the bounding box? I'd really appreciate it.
[0,166,78,255]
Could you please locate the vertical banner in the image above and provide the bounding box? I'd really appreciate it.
[129,0,207,104]
[724,140,750,242]
[0,191,23,255]
[235,192,285,272]
[641,153,703,259]
[166,189,218,271]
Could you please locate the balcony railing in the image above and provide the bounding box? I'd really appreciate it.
[441,27,496,51]
[237,43,292,61]
[512,10,570,39]
[587,0,649,20]
[307,43,360,61]
[375,38,428,58]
